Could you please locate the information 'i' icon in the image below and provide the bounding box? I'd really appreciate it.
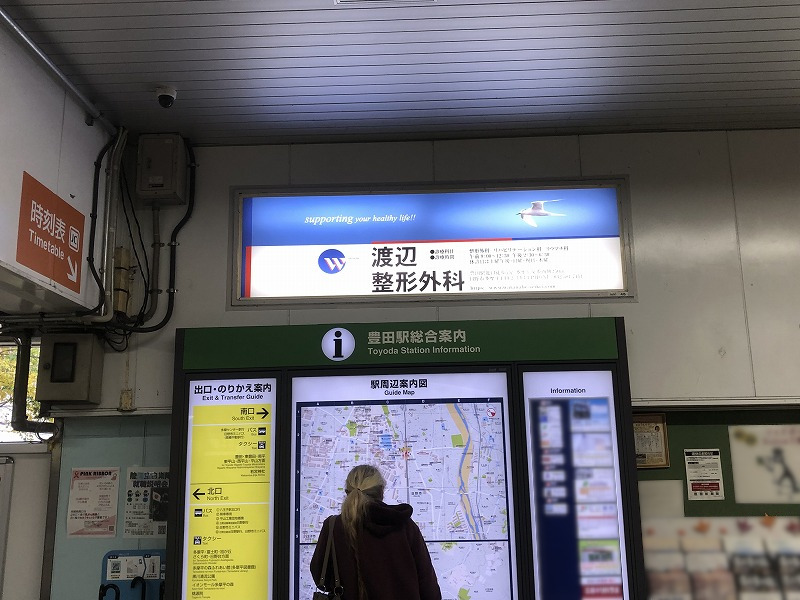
[321,327,355,361]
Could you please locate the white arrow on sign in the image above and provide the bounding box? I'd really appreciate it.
[67,256,78,282]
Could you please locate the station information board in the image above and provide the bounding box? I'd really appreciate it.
[290,371,518,600]
[182,377,277,600]
[523,370,630,600]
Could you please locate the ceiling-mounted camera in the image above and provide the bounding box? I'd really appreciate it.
[155,86,177,108]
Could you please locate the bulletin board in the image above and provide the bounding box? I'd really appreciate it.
[636,409,799,517]
[48,416,171,600]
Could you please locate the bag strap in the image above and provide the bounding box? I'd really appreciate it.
[330,517,343,598]
[317,516,336,592]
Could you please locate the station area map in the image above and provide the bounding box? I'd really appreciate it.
[295,399,514,600]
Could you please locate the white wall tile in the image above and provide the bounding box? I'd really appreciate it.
[91,130,800,411]
[434,136,581,181]
[290,141,433,185]
[729,129,800,397]
[581,132,754,400]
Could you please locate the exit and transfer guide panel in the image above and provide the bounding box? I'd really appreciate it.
[182,378,277,600]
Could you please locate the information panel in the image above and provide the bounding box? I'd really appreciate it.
[237,184,629,302]
[291,372,517,600]
[182,378,277,600]
[523,371,630,600]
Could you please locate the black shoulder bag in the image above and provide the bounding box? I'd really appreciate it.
[314,516,344,600]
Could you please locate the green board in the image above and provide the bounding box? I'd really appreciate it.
[181,317,620,370]
[637,410,800,517]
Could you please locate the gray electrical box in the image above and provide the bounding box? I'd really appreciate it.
[136,134,187,205]
[36,333,104,404]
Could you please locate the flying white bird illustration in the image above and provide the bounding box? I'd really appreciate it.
[517,200,565,227]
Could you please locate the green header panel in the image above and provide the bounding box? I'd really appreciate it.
[181,317,619,370]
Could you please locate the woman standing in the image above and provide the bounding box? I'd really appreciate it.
[310,464,442,600]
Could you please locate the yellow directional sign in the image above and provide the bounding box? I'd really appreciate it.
[183,378,276,600]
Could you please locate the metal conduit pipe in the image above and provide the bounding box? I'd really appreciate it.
[143,206,163,322]
[10,333,57,435]
[0,6,117,137]
[89,128,128,323]
[111,143,196,334]
[80,134,119,316]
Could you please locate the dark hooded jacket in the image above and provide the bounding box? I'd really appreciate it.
[310,501,442,600]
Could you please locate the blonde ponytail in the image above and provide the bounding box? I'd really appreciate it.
[340,465,385,600]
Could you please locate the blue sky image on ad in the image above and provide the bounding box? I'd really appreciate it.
[241,187,621,248]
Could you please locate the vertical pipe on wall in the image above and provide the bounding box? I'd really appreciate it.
[143,206,162,322]
[88,129,128,322]
[39,439,61,600]
[10,334,57,435]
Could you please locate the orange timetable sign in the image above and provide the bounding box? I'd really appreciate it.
[15,171,85,293]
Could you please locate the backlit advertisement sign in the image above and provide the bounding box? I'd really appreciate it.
[235,183,631,303]
[290,371,518,600]
[523,370,631,600]
[181,377,277,600]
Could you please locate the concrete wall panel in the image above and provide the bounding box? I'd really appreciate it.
[290,141,433,185]
[729,129,800,397]
[580,132,754,400]
[434,136,582,181]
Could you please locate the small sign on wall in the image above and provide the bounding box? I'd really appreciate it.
[15,172,85,294]
[124,467,170,538]
[67,468,120,537]
[684,449,725,501]
[633,413,669,468]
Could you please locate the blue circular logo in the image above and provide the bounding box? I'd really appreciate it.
[318,249,347,274]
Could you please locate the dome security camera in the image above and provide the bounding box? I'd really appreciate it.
[155,86,177,108]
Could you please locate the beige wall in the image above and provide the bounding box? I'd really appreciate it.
[71,129,800,416]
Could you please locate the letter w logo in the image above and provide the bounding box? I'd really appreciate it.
[318,249,347,274]
[323,257,346,272]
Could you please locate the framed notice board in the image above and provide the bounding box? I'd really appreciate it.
[636,409,799,517]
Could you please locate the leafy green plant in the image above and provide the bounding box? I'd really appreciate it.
[0,345,47,441]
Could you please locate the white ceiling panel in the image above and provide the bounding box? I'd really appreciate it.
[3,0,800,145]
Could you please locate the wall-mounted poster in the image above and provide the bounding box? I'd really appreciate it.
[182,377,277,600]
[67,468,120,537]
[633,414,669,469]
[729,425,800,504]
[684,450,725,501]
[124,467,170,538]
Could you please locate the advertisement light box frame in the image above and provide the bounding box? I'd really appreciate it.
[231,179,636,306]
